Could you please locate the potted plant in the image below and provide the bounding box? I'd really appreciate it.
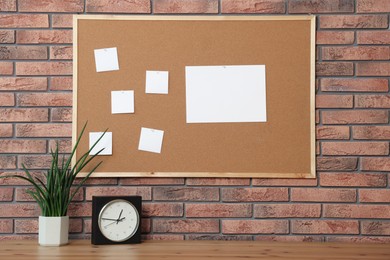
[0,123,106,246]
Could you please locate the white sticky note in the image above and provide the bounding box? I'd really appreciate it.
[138,127,164,154]
[185,65,267,123]
[89,132,112,155]
[145,71,169,94]
[94,47,119,72]
[111,90,134,114]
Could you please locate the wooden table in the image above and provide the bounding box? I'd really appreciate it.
[0,239,389,259]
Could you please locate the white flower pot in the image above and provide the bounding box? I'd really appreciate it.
[39,216,69,246]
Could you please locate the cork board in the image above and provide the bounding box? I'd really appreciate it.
[73,15,316,178]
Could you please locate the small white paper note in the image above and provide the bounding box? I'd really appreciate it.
[111,90,134,114]
[138,127,164,154]
[94,47,119,72]
[89,132,112,155]
[185,65,267,123]
[145,71,169,94]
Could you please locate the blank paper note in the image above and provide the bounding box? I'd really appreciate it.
[89,132,112,155]
[94,47,119,72]
[185,65,267,123]
[138,127,164,154]
[111,90,134,114]
[145,71,169,94]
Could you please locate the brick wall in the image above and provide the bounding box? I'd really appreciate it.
[0,0,390,243]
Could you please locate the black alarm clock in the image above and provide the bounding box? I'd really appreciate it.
[91,196,142,245]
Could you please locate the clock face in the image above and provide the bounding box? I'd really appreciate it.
[98,199,140,242]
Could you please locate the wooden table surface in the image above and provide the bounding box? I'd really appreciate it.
[0,239,389,259]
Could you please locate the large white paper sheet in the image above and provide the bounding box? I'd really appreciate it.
[185,65,267,123]
[138,127,164,154]
[94,47,119,72]
[89,132,112,155]
[145,71,169,94]
[111,90,134,114]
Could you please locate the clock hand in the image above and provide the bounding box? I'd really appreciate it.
[103,217,126,228]
[116,209,123,224]
[101,218,118,221]
[104,221,117,228]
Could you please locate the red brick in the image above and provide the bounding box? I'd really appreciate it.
[50,46,72,60]
[51,108,72,122]
[144,234,184,240]
[289,0,354,13]
[319,15,388,29]
[0,219,13,233]
[360,190,390,203]
[316,31,354,45]
[356,62,390,76]
[154,187,219,201]
[222,220,288,234]
[320,172,387,187]
[357,0,390,13]
[316,95,353,108]
[0,77,47,91]
[154,219,219,233]
[322,110,388,124]
[16,123,71,138]
[0,46,47,60]
[83,219,91,233]
[221,0,285,13]
[86,187,151,200]
[48,139,72,153]
[327,236,390,243]
[86,0,151,13]
[143,203,183,217]
[320,78,388,92]
[0,187,13,201]
[252,178,317,186]
[0,171,46,185]
[0,204,38,217]
[17,30,72,44]
[50,77,72,91]
[353,126,390,140]
[0,124,13,137]
[358,31,390,44]
[324,204,390,219]
[187,234,252,241]
[0,62,13,75]
[0,156,16,169]
[0,14,49,28]
[186,203,252,218]
[292,220,359,234]
[0,235,37,240]
[316,157,357,171]
[186,178,250,186]
[316,62,353,76]
[68,203,92,217]
[52,15,73,28]
[155,0,218,13]
[119,178,184,185]
[362,221,390,235]
[0,93,14,106]
[222,188,288,202]
[291,188,356,202]
[254,204,321,218]
[0,140,46,153]
[19,0,84,12]
[16,62,72,76]
[0,108,44,122]
[0,30,15,43]
[361,158,390,171]
[19,155,53,169]
[322,142,389,156]
[77,177,118,185]
[0,0,16,11]
[316,126,349,140]
[316,110,320,124]
[255,236,323,242]
[17,93,72,107]
[141,218,151,233]
[355,95,390,108]
[16,187,83,202]
[322,46,390,60]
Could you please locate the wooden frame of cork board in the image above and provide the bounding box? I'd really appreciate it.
[73,15,316,178]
